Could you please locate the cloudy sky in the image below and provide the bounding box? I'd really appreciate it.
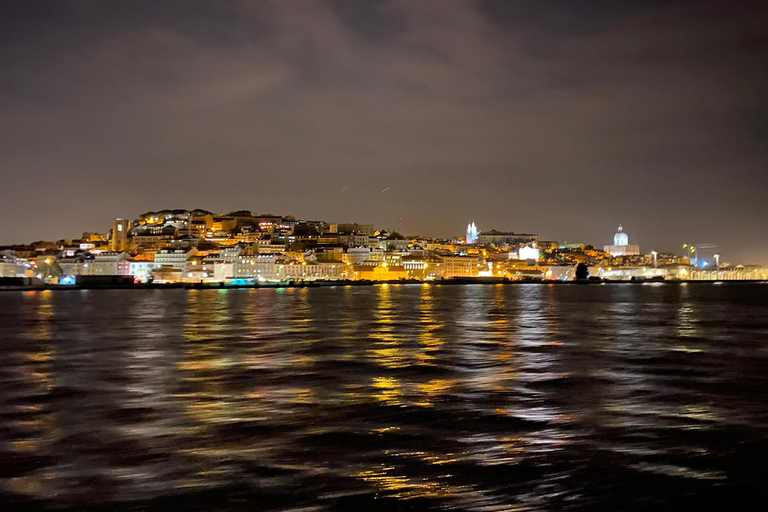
[1,0,767,263]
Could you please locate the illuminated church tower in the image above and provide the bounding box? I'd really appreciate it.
[466,222,478,244]
[111,218,131,252]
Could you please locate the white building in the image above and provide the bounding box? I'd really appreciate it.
[518,244,540,261]
[129,260,157,282]
[231,256,348,281]
[155,248,197,270]
[214,262,234,281]
[220,246,242,262]
[342,247,371,265]
[233,254,279,280]
[596,267,668,281]
[603,225,640,257]
[90,252,129,275]
[59,252,129,276]
[0,251,28,278]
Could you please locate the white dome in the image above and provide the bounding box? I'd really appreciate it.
[614,225,629,246]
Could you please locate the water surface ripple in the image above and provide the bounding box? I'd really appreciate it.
[1,283,767,510]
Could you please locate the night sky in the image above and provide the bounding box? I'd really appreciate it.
[2,1,767,263]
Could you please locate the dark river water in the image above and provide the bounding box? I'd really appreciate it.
[1,283,767,511]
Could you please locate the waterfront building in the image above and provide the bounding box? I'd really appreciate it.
[691,265,768,281]
[603,225,640,257]
[58,251,129,276]
[507,267,545,281]
[348,263,408,281]
[128,260,156,282]
[183,264,218,282]
[596,266,667,281]
[277,261,346,280]
[401,258,429,280]
[58,254,90,277]
[91,252,129,275]
[151,267,183,283]
[0,250,29,278]
[539,265,577,281]
[440,256,483,278]
[233,254,279,280]
[213,262,234,281]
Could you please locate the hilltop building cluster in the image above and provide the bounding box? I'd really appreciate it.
[1,209,766,285]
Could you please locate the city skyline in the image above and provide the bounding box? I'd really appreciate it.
[2,1,768,264]
[0,206,760,266]
[4,206,766,285]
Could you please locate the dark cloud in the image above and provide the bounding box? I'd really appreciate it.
[1,0,767,263]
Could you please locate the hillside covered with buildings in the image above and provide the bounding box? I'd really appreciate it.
[1,210,766,285]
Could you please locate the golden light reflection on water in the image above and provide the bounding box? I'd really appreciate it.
[414,379,455,408]
[356,465,456,500]
[7,290,59,498]
[2,284,762,509]
[369,284,408,370]
[416,283,443,365]
[23,289,55,412]
[676,288,701,340]
[372,376,403,406]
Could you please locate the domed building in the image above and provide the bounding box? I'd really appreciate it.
[604,225,640,257]
[613,225,629,246]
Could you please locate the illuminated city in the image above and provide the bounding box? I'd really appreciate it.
[1,212,766,288]
[2,2,768,511]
